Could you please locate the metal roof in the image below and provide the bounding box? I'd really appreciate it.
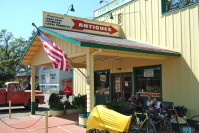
[18,26,181,65]
[39,27,180,56]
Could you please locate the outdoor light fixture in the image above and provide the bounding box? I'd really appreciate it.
[65,4,75,15]
[109,13,114,19]
[102,12,114,22]
[100,0,108,4]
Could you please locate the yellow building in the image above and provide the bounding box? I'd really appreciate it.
[19,0,199,117]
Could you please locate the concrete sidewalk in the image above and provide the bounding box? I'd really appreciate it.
[0,112,86,133]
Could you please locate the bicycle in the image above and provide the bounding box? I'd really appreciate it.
[168,106,190,133]
[128,111,156,133]
[150,107,171,132]
[189,115,199,132]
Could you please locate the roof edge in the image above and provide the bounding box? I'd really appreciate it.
[18,31,38,65]
[39,27,81,46]
[80,41,181,57]
[93,0,135,20]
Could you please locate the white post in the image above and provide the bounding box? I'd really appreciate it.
[31,65,36,114]
[45,111,48,133]
[9,100,11,119]
[86,49,94,113]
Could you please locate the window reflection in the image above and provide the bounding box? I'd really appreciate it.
[94,71,109,94]
[135,66,161,97]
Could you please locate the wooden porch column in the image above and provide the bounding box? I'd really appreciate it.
[31,65,36,114]
[86,49,94,114]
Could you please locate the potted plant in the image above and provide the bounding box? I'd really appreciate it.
[64,100,78,114]
[48,93,64,116]
[72,94,87,128]
[104,98,131,115]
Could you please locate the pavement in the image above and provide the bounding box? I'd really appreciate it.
[0,112,86,133]
[0,94,179,133]
[0,94,86,133]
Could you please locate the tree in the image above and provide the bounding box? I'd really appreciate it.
[0,29,29,87]
[0,59,16,87]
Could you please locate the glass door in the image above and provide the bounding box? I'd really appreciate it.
[123,74,132,101]
[112,74,132,101]
[112,75,122,99]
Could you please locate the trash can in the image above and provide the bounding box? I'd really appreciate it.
[86,105,132,133]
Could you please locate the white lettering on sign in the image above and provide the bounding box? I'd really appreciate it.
[43,11,120,37]
[94,0,133,17]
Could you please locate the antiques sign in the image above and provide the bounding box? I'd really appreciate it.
[43,11,120,37]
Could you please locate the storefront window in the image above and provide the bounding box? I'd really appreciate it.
[134,65,161,98]
[94,70,110,94]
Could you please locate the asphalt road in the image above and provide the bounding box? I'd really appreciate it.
[0,94,53,118]
[0,94,70,118]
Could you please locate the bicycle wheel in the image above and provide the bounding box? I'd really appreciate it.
[154,118,167,131]
[128,116,139,133]
[169,116,189,133]
[163,118,170,131]
[190,115,199,131]
[138,120,157,133]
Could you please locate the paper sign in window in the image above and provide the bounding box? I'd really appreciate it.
[144,69,154,77]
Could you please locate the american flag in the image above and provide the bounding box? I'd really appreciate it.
[38,30,68,71]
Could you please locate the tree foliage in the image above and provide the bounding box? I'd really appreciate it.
[0,29,29,87]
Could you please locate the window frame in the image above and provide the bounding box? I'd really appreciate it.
[161,0,199,15]
[118,13,122,25]
[133,65,162,100]
[94,69,110,95]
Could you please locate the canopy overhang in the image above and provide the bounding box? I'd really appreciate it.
[19,27,180,66]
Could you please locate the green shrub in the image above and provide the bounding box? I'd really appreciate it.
[48,93,64,109]
[72,94,87,114]
[63,100,71,107]
[104,99,131,114]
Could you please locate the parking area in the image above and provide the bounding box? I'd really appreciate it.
[0,112,86,133]
[0,94,86,133]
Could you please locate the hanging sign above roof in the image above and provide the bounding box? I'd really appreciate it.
[42,11,120,37]
[94,0,134,18]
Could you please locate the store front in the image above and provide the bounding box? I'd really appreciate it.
[94,65,162,105]
[134,65,162,100]
[19,11,181,115]
[111,73,132,101]
[94,71,133,105]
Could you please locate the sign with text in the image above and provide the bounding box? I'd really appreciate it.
[137,92,160,97]
[43,11,120,37]
[144,69,154,77]
[94,0,134,17]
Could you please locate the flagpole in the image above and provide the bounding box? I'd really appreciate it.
[32,23,40,31]
[67,57,88,79]
[32,23,90,83]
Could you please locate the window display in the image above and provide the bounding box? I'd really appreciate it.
[94,70,109,94]
[134,65,161,97]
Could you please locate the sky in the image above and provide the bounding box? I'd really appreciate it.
[0,0,110,40]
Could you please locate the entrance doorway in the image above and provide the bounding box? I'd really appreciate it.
[112,74,132,101]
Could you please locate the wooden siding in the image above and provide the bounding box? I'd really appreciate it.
[31,35,87,65]
[73,68,88,96]
[94,56,199,117]
[95,0,199,117]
